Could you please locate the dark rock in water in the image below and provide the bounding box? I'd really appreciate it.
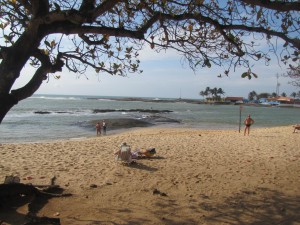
[80,118,154,131]
[93,109,172,113]
[34,111,51,114]
[56,111,74,114]
[78,115,180,132]
[143,115,180,123]
[105,118,153,129]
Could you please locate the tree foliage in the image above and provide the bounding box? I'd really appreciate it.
[199,86,225,101]
[0,0,299,123]
[283,64,300,87]
[248,90,257,101]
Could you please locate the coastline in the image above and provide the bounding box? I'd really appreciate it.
[1,125,299,224]
[2,94,300,144]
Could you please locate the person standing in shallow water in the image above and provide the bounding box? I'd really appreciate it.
[102,120,107,135]
[244,114,254,136]
[96,122,101,136]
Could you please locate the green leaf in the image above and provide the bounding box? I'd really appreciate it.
[241,72,248,78]
[44,40,51,47]
[252,72,258,78]
[228,33,235,41]
[196,0,204,4]
[51,40,56,48]
[257,8,262,21]
[204,59,211,68]
[126,47,133,53]
[255,53,262,59]
[54,3,61,11]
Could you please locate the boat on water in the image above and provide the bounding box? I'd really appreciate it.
[258,96,300,108]
[259,102,300,108]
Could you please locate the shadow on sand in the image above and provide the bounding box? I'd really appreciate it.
[67,187,300,225]
[200,187,300,225]
[0,186,67,225]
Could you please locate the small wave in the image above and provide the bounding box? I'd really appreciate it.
[96,98,117,101]
[30,95,82,100]
[5,111,35,119]
[6,110,95,119]
[33,109,95,115]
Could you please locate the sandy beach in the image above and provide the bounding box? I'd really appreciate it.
[0,126,299,225]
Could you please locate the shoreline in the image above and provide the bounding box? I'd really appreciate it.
[1,123,296,145]
[1,126,299,224]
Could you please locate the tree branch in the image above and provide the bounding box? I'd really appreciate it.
[51,25,145,40]
[10,50,64,102]
[30,0,50,18]
[240,0,300,12]
[92,0,123,18]
[221,24,300,50]
[63,53,114,75]
[144,12,299,50]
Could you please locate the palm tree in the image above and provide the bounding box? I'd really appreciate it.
[210,87,218,101]
[257,92,271,99]
[248,91,257,101]
[204,87,211,99]
[271,92,277,97]
[200,87,225,101]
[199,91,206,100]
[290,92,297,98]
[217,88,225,96]
[281,92,287,97]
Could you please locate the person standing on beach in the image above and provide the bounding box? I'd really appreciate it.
[244,114,254,136]
[96,122,101,136]
[102,120,107,135]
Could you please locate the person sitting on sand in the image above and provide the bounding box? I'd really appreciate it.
[115,143,156,161]
[244,114,254,136]
[114,142,134,164]
[293,124,300,133]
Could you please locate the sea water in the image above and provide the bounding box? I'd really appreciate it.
[0,94,299,143]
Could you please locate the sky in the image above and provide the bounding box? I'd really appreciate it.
[15,43,298,100]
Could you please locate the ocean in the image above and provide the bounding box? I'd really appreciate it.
[0,94,299,143]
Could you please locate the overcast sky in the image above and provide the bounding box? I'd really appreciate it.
[14,44,298,100]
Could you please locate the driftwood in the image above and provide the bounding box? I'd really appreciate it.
[0,176,72,225]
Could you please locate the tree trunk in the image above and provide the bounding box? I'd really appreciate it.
[0,27,47,124]
[0,94,18,124]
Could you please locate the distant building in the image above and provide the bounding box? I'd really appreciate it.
[275,96,294,104]
[259,96,295,106]
[225,97,244,104]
